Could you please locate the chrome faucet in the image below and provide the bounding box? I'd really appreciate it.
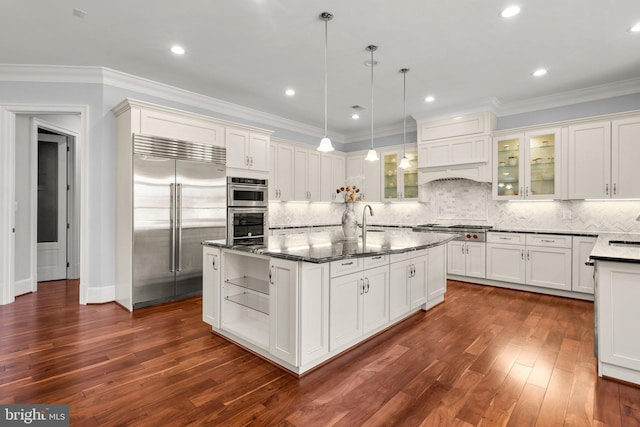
[362,204,374,247]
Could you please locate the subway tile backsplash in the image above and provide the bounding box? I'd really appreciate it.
[269,180,640,233]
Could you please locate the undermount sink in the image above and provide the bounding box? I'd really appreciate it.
[608,240,640,247]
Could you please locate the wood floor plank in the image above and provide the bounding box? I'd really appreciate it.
[2,279,640,426]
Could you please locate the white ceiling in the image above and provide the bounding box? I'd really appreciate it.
[2,0,640,141]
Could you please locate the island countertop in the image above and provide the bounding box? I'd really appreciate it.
[203,229,457,263]
[589,233,640,264]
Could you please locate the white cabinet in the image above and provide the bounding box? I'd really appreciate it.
[572,236,596,294]
[329,257,390,351]
[268,140,294,201]
[202,246,221,328]
[596,261,640,385]
[486,233,572,291]
[299,263,330,366]
[139,106,225,146]
[418,112,496,142]
[294,147,321,201]
[226,128,269,172]
[389,249,428,321]
[417,135,492,183]
[493,127,561,200]
[568,116,640,199]
[346,153,381,202]
[427,245,447,302]
[447,241,486,278]
[320,153,346,202]
[381,147,419,201]
[268,257,299,366]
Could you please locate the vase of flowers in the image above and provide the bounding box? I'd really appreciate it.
[337,185,360,240]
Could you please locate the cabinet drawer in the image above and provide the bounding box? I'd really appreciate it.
[389,252,412,264]
[363,254,388,269]
[526,234,572,249]
[487,233,526,245]
[330,258,363,278]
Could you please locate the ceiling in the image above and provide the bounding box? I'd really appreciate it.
[2,0,640,142]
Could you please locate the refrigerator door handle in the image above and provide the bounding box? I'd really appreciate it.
[169,183,176,273]
[176,183,183,272]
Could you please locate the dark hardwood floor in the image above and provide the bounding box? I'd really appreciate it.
[1,279,639,426]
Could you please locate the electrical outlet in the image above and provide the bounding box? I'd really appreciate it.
[562,210,572,220]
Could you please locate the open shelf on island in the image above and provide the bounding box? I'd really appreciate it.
[225,291,269,315]
[225,276,269,295]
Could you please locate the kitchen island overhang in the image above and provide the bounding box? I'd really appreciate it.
[202,230,457,376]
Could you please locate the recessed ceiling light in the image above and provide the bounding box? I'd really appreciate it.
[351,113,360,120]
[72,8,86,18]
[500,5,521,18]
[629,22,640,33]
[533,68,548,77]
[425,96,435,103]
[170,45,185,55]
[285,88,295,96]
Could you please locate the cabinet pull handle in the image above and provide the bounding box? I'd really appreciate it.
[342,261,354,266]
[466,247,469,255]
[526,187,529,197]
[585,259,594,267]
[268,267,273,284]
[212,254,218,271]
[250,156,254,166]
[499,237,511,240]
[461,246,465,254]
[605,183,609,195]
[372,256,382,260]
[521,250,524,260]
[360,278,365,295]
[365,278,370,293]
[520,187,523,196]
[613,183,617,195]
[527,250,530,261]
[540,239,555,243]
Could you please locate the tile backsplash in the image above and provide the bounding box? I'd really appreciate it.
[269,179,640,233]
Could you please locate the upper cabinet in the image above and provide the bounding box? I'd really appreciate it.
[269,140,294,201]
[417,112,495,183]
[345,152,381,203]
[294,147,321,202]
[320,153,346,202]
[226,128,270,173]
[382,147,418,201]
[493,127,561,200]
[568,117,640,199]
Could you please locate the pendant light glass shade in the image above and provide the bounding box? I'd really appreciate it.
[365,45,378,162]
[317,12,335,152]
[398,68,411,169]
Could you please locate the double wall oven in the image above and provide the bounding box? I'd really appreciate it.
[227,177,268,246]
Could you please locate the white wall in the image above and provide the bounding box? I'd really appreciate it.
[14,116,31,283]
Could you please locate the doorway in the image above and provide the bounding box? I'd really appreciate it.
[36,128,70,282]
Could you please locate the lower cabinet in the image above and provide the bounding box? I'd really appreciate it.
[329,260,390,351]
[268,258,299,366]
[572,236,597,294]
[486,233,572,291]
[427,245,447,302]
[389,249,428,321]
[202,246,221,328]
[596,261,640,385]
[447,241,486,278]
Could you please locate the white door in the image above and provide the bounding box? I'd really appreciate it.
[36,132,67,282]
[486,243,526,284]
[269,258,299,366]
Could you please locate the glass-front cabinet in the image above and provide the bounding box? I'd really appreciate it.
[382,148,419,201]
[493,128,561,200]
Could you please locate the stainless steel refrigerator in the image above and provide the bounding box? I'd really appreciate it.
[132,134,226,309]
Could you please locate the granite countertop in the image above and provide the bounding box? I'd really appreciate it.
[490,228,599,237]
[589,233,640,264]
[203,229,457,263]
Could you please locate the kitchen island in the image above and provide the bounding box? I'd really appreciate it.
[590,233,640,386]
[202,229,456,375]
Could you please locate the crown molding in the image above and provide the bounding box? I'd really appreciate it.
[343,121,417,144]
[495,77,640,116]
[0,64,103,83]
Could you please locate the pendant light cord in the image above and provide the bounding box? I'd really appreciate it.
[403,69,407,154]
[324,18,328,138]
[370,47,374,150]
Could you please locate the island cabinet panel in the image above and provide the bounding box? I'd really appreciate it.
[329,270,363,351]
[269,258,299,366]
[597,261,640,384]
[202,246,221,328]
[427,245,447,302]
[299,263,330,366]
[572,236,596,294]
[410,251,428,309]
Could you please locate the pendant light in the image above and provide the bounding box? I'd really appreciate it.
[317,12,335,152]
[365,45,379,162]
[398,68,411,169]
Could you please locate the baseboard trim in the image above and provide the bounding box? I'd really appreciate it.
[14,278,34,296]
[86,285,115,304]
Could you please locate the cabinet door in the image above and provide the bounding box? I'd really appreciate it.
[389,259,412,321]
[300,263,330,366]
[249,133,269,172]
[269,258,299,366]
[330,271,363,350]
[382,151,400,200]
[276,143,294,201]
[466,241,486,279]
[572,236,596,294]
[139,109,224,146]
[308,150,321,201]
[410,253,427,309]
[362,265,390,334]
[427,245,447,302]
[321,154,345,202]
[346,155,365,199]
[612,116,640,199]
[486,243,526,284]
[568,121,611,199]
[493,134,524,199]
[525,246,572,291]
[447,241,466,276]
[524,128,561,199]
[202,247,221,328]
[226,128,249,169]
[332,155,346,200]
[363,154,381,202]
[294,148,309,200]
[268,143,278,200]
[597,261,640,371]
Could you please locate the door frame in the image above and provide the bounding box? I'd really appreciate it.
[0,104,89,305]
[32,120,76,287]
